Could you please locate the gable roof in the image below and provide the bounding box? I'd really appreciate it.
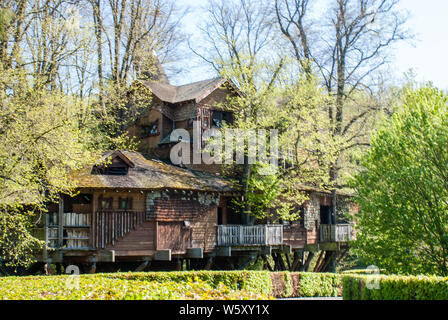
[71,151,236,193]
[95,150,135,168]
[141,77,229,104]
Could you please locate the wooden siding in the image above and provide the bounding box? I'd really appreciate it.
[157,222,191,253]
[191,206,217,252]
[105,221,156,256]
[283,225,307,248]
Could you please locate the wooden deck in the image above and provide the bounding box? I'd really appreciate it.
[216,225,283,246]
[319,224,353,242]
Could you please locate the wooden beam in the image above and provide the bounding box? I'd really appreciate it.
[291,251,304,271]
[313,251,325,273]
[226,257,235,270]
[302,252,315,272]
[205,257,214,270]
[97,250,115,262]
[261,254,273,272]
[89,263,97,274]
[215,246,231,257]
[58,195,64,248]
[284,253,292,271]
[186,248,204,259]
[238,255,256,270]
[155,249,171,261]
[260,246,272,256]
[135,259,151,272]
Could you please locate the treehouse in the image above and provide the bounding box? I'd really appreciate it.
[32,64,356,272]
[34,150,239,268]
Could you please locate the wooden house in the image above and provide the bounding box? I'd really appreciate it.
[33,67,357,272]
[34,150,239,269]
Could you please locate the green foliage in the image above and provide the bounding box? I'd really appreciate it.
[294,272,342,297]
[102,270,273,296]
[342,274,448,300]
[352,86,448,276]
[0,274,268,300]
[0,66,105,266]
[0,270,350,299]
[270,272,293,298]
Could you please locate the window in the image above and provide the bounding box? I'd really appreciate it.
[212,111,233,128]
[142,120,159,136]
[202,117,209,129]
[118,197,133,210]
[98,196,113,210]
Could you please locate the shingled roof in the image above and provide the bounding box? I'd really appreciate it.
[142,77,226,104]
[71,151,236,193]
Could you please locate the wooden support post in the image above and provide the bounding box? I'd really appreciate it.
[336,247,349,265]
[205,257,214,270]
[226,257,235,270]
[284,253,291,271]
[44,263,49,275]
[313,251,325,273]
[176,259,183,271]
[261,254,273,272]
[279,253,287,271]
[135,259,151,272]
[58,195,64,248]
[321,251,337,273]
[272,253,279,271]
[302,252,315,272]
[89,263,97,274]
[238,255,256,270]
[291,251,303,271]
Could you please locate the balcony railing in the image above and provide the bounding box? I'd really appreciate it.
[319,224,353,242]
[94,211,147,249]
[217,225,283,246]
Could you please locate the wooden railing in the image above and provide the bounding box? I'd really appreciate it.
[217,225,283,246]
[319,224,353,242]
[94,211,146,249]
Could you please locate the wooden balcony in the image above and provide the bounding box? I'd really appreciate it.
[216,225,283,246]
[319,224,353,242]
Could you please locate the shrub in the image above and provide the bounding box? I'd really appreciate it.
[100,270,273,296]
[343,274,448,300]
[0,274,270,300]
[293,272,342,297]
[270,272,292,298]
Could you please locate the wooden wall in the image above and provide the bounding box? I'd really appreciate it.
[105,221,156,257]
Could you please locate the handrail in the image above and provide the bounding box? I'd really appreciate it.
[217,225,283,246]
[94,211,147,249]
[319,224,353,242]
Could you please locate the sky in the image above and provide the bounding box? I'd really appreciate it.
[174,0,448,90]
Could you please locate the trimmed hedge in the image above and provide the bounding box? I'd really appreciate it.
[104,271,343,298]
[343,274,448,300]
[270,272,342,298]
[0,275,268,300]
[0,271,347,299]
[295,272,342,297]
[100,271,273,296]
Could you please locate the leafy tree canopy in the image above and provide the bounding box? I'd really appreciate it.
[352,86,448,276]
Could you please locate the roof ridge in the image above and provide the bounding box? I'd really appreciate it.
[175,76,223,88]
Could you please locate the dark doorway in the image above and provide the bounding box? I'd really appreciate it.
[320,205,331,224]
[217,207,223,225]
[226,198,242,224]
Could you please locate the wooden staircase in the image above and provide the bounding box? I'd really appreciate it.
[93,211,147,249]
